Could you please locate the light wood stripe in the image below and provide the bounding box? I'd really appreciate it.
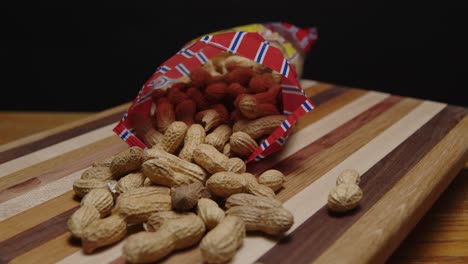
[0,123,117,179]
[231,101,446,264]
[314,115,468,264]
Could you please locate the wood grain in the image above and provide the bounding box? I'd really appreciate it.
[0,103,129,163]
[315,115,468,264]
[0,80,467,264]
[0,112,91,144]
[258,106,467,264]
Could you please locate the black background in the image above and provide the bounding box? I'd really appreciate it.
[1,3,467,112]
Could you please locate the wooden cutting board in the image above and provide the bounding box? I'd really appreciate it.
[0,80,467,264]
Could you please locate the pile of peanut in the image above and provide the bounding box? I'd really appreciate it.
[68,54,294,263]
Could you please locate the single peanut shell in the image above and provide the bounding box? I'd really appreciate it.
[159,121,188,154]
[195,109,223,132]
[145,211,194,232]
[117,186,171,202]
[82,215,127,254]
[200,215,245,264]
[205,124,232,151]
[92,155,115,168]
[225,193,282,209]
[328,183,363,212]
[144,149,208,182]
[116,172,146,193]
[258,169,286,192]
[110,147,144,178]
[114,193,172,224]
[179,124,206,162]
[223,143,232,157]
[80,166,114,181]
[73,179,107,198]
[142,159,193,187]
[206,172,248,198]
[226,158,246,174]
[336,169,361,185]
[242,173,276,199]
[81,188,114,217]
[226,206,294,235]
[67,205,100,239]
[239,115,286,139]
[197,198,225,230]
[230,131,259,157]
[171,182,205,211]
[123,215,205,263]
[193,144,229,174]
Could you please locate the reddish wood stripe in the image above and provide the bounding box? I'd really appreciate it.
[0,111,125,164]
[0,207,78,263]
[257,106,467,264]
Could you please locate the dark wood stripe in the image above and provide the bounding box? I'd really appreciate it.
[257,106,467,264]
[0,111,125,164]
[308,86,349,106]
[248,95,402,175]
[0,207,78,264]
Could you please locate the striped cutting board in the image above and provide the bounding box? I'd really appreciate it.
[0,80,467,264]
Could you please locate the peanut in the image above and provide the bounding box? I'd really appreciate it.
[117,186,171,202]
[237,115,286,139]
[81,189,114,217]
[143,177,153,187]
[258,169,285,192]
[82,215,127,254]
[67,205,100,239]
[248,73,277,93]
[225,193,282,209]
[114,193,172,224]
[226,206,294,235]
[336,169,361,185]
[157,121,188,154]
[238,97,279,119]
[193,144,229,174]
[195,109,224,132]
[190,68,213,88]
[223,143,232,157]
[115,172,146,193]
[110,147,144,178]
[206,172,248,198]
[197,198,225,230]
[224,67,254,86]
[200,215,245,264]
[167,84,189,105]
[178,124,206,162]
[92,156,114,168]
[230,131,259,157]
[175,99,197,125]
[226,158,246,174]
[80,166,113,181]
[73,179,108,198]
[226,83,248,98]
[242,173,276,198]
[328,183,363,213]
[155,97,176,133]
[145,211,194,232]
[186,87,209,110]
[123,214,205,263]
[205,124,232,151]
[171,182,206,211]
[144,149,208,182]
[205,82,227,103]
[142,159,194,187]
